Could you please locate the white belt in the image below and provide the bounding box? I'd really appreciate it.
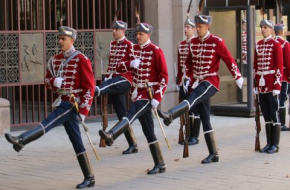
[256,70,275,75]
[194,72,217,80]
[132,82,158,88]
[57,89,83,95]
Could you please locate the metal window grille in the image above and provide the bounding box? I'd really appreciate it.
[0,0,144,127]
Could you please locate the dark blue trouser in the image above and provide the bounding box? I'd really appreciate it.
[259,92,280,124]
[41,101,86,154]
[97,76,131,120]
[179,86,199,117]
[186,81,217,132]
[280,82,289,107]
[125,100,157,143]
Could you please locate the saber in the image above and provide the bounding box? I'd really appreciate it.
[145,80,171,150]
[70,95,101,161]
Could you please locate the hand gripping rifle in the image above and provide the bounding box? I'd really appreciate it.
[146,80,171,150]
[99,58,108,148]
[70,94,101,160]
[254,87,261,152]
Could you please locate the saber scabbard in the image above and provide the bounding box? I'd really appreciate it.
[70,95,101,161]
[145,80,171,150]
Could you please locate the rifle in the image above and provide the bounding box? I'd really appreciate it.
[99,57,108,148]
[174,61,185,144]
[254,88,261,151]
[183,109,190,158]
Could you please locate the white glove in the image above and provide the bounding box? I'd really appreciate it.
[176,85,180,91]
[183,80,190,93]
[236,77,244,89]
[130,59,141,69]
[104,77,109,81]
[273,90,280,96]
[151,98,159,109]
[79,113,86,122]
[53,77,64,88]
[253,88,258,95]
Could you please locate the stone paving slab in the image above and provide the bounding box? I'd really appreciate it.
[1,114,290,190]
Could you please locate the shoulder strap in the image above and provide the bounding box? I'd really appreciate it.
[62,50,80,68]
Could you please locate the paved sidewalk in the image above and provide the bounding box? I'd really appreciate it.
[1,114,290,190]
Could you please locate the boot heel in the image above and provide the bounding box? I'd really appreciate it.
[212,156,219,162]
[159,167,166,173]
[88,181,95,187]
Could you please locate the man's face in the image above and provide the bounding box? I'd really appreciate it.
[261,25,272,38]
[136,32,150,46]
[113,28,125,40]
[196,24,209,38]
[58,35,74,52]
[184,24,195,38]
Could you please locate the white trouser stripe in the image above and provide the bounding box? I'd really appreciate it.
[190,84,213,108]
[44,107,73,130]
[148,140,158,145]
[76,151,87,157]
[99,79,128,91]
[204,129,214,134]
[129,101,151,123]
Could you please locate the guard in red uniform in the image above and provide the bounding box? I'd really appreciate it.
[99,23,169,175]
[177,17,201,145]
[254,20,283,154]
[274,23,290,131]
[95,20,138,154]
[158,15,243,164]
[5,26,96,189]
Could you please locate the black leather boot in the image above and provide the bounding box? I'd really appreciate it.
[201,132,219,164]
[260,123,272,153]
[267,124,280,154]
[280,108,289,131]
[76,153,95,189]
[157,101,189,126]
[188,116,200,145]
[147,142,166,175]
[123,126,138,154]
[99,119,129,146]
[5,125,44,152]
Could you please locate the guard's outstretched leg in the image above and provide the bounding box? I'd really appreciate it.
[123,126,138,154]
[260,123,272,153]
[147,142,166,174]
[76,152,95,189]
[201,132,219,164]
[157,101,189,126]
[5,125,44,152]
[99,119,129,146]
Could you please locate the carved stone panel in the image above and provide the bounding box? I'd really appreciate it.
[95,32,112,78]
[20,33,44,83]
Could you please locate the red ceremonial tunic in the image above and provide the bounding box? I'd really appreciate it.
[45,47,95,116]
[254,36,283,93]
[117,40,168,103]
[185,32,242,90]
[177,38,193,85]
[106,37,133,83]
[275,36,290,83]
